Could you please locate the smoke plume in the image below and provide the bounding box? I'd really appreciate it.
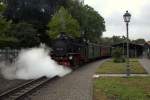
[0,47,72,80]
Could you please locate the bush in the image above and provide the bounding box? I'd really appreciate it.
[112,47,125,63]
[10,22,40,47]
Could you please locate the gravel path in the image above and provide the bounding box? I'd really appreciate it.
[28,59,106,100]
[139,58,150,74]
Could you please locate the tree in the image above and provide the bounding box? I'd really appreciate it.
[0,1,18,47]
[10,22,40,47]
[0,1,4,12]
[99,35,128,46]
[3,0,105,43]
[3,0,66,44]
[47,6,80,39]
[0,17,11,36]
[132,39,146,44]
[0,1,12,38]
[99,37,112,46]
[112,36,126,44]
[83,5,105,42]
[64,0,105,42]
[3,0,64,23]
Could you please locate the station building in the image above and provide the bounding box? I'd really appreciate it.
[143,41,150,58]
[112,42,143,57]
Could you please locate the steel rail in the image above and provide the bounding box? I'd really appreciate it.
[0,76,58,100]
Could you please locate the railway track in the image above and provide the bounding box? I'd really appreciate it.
[0,76,58,100]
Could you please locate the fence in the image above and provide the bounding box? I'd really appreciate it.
[0,47,20,63]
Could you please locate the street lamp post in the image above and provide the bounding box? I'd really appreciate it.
[123,11,131,77]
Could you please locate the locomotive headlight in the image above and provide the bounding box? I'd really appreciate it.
[69,56,73,60]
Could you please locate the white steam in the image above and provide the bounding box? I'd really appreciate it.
[0,47,72,80]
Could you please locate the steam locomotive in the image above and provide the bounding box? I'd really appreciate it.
[51,32,111,69]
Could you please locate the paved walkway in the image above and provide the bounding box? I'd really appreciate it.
[27,60,106,100]
[93,74,149,78]
[139,58,150,74]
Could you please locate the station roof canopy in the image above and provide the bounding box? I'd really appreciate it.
[144,41,150,47]
[112,42,144,49]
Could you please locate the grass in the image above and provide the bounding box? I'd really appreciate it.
[96,59,147,74]
[93,77,150,100]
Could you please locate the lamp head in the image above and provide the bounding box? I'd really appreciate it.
[123,11,131,23]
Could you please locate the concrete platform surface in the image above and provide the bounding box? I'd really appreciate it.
[139,58,150,74]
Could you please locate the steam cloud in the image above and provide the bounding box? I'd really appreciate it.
[0,47,72,80]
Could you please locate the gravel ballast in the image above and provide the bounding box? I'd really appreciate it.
[0,73,27,93]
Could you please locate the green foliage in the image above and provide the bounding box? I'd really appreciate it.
[0,17,11,35]
[0,1,9,34]
[100,36,127,46]
[47,6,80,39]
[0,1,6,13]
[0,1,14,43]
[3,0,105,43]
[132,38,146,44]
[3,0,63,24]
[65,0,105,42]
[3,0,65,45]
[112,36,126,44]
[112,48,125,63]
[9,22,40,47]
[0,37,18,48]
[82,5,105,42]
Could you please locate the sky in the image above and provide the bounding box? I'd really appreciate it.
[84,0,150,41]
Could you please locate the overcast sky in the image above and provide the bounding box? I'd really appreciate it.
[84,0,150,41]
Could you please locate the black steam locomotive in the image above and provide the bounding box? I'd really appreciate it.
[51,32,111,69]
